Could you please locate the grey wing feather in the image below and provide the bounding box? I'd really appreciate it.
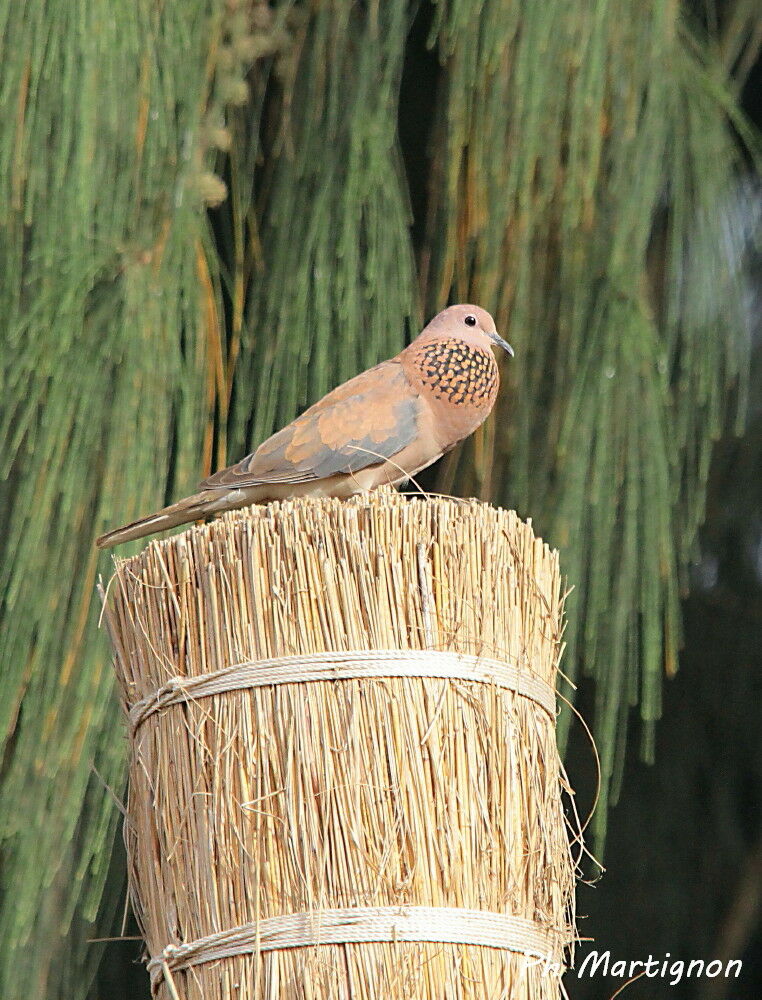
[198,362,422,490]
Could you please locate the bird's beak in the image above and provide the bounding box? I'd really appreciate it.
[489,331,514,356]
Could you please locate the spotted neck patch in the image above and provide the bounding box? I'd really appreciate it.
[412,338,499,407]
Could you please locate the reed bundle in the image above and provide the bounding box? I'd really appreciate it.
[102,489,577,999]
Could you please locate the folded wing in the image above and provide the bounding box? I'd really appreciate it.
[199,360,423,490]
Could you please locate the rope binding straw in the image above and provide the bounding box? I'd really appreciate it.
[128,648,557,733]
[128,649,564,991]
[147,905,569,990]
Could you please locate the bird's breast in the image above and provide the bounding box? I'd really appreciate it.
[410,338,499,411]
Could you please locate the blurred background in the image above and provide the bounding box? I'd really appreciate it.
[1,1,760,998]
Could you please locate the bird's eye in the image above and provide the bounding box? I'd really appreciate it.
[464,314,477,327]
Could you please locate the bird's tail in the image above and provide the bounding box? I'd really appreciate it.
[96,491,221,549]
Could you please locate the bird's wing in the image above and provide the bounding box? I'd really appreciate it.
[199,360,423,489]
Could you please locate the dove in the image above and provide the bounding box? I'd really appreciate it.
[96,304,513,548]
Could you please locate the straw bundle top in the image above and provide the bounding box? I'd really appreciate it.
[102,489,577,1000]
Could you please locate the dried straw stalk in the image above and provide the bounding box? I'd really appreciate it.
[102,489,578,999]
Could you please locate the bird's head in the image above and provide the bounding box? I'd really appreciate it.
[418,304,514,357]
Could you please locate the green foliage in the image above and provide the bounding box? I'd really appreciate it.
[0,1,232,995]
[424,0,756,836]
[0,0,758,997]
[230,0,419,455]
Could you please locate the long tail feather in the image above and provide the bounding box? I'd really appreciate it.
[96,492,218,548]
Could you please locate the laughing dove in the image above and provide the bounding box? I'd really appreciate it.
[96,304,513,548]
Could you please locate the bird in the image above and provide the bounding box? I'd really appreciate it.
[96,304,513,548]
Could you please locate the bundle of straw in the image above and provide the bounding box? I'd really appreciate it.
[102,489,577,999]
